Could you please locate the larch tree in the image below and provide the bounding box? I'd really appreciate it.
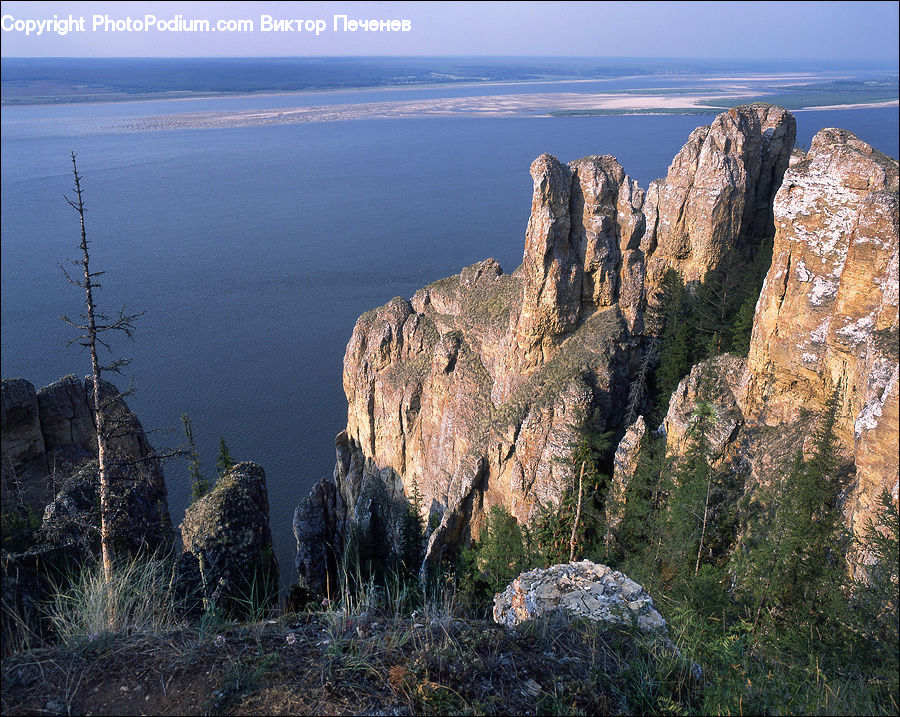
[60,152,143,587]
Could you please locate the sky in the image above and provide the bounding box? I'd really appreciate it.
[0,0,898,60]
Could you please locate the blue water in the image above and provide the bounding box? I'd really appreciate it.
[2,95,897,589]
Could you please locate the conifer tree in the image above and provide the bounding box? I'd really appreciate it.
[650,269,694,426]
[532,429,611,564]
[728,292,757,355]
[216,437,235,476]
[689,259,744,358]
[851,489,899,662]
[399,478,426,577]
[617,432,667,563]
[734,385,849,644]
[660,401,716,583]
[181,413,210,501]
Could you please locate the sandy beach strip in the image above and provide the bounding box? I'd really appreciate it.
[89,81,897,132]
[103,91,747,131]
[793,99,899,111]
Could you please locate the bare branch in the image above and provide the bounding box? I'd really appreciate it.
[58,262,86,288]
[60,315,88,329]
[99,358,132,374]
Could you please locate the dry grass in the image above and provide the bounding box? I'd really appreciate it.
[1,609,674,716]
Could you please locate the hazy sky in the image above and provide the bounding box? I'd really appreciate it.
[1,1,898,60]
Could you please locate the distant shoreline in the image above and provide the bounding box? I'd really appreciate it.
[0,71,867,108]
[18,89,894,134]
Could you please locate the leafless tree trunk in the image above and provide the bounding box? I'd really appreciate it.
[569,460,585,563]
[695,469,712,575]
[60,152,143,589]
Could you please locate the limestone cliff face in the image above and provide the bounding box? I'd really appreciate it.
[643,104,796,298]
[658,128,898,541]
[505,153,646,389]
[743,128,899,531]
[294,105,798,586]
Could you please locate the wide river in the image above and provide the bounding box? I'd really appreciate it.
[2,81,897,589]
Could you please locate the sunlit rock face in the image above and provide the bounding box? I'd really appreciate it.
[655,129,897,555]
[642,103,796,299]
[744,127,899,532]
[292,105,839,590]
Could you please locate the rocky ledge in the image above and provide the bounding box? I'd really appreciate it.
[1,374,173,553]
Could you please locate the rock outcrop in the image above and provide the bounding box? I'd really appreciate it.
[657,128,899,543]
[607,416,646,535]
[292,105,801,589]
[493,560,668,638]
[744,128,899,530]
[293,473,345,597]
[175,462,279,617]
[643,104,796,299]
[1,374,173,553]
[2,375,173,649]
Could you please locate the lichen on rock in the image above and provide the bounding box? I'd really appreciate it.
[175,462,279,617]
[292,105,897,595]
[493,560,668,639]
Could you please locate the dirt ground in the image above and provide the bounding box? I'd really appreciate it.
[1,612,662,715]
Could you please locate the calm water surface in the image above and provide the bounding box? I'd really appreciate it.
[2,97,896,589]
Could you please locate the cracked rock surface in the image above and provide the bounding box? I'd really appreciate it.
[493,560,668,638]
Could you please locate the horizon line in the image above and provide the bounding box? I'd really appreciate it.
[1,55,898,63]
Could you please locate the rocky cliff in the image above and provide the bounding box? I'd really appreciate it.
[643,104,795,299]
[659,127,899,541]
[2,374,174,647]
[295,104,800,589]
[1,374,173,553]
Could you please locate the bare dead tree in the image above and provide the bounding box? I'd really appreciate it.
[60,152,144,587]
[568,459,585,563]
[624,337,658,427]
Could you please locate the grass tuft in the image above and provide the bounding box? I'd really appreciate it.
[45,552,179,646]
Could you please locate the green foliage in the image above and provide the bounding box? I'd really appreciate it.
[616,432,667,568]
[181,413,210,502]
[533,429,614,566]
[1,506,42,553]
[732,386,850,652]
[728,290,757,355]
[848,489,900,696]
[852,489,899,646]
[608,371,898,714]
[659,402,716,584]
[650,270,694,426]
[457,506,534,614]
[648,241,773,424]
[687,260,746,358]
[216,437,235,476]
[398,478,426,579]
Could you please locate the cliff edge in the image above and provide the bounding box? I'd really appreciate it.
[295,104,805,592]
